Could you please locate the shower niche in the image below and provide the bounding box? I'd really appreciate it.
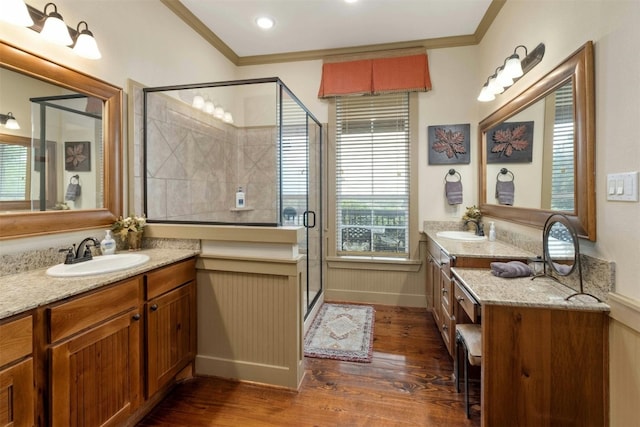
[142,78,323,316]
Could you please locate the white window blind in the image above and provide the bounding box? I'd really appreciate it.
[0,143,28,201]
[335,93,409,256]
[551,81,574,211]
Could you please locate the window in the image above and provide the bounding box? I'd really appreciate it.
[551,81,574,211]
[335,93,410,256]
[0,142,28,201]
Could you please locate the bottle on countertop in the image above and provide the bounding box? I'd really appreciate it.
[235,186,245,208]
[101,230,116,255]
[488,222,496,241]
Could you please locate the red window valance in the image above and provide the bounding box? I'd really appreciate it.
[317,53,432,98]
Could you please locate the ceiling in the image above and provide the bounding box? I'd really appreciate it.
[163,0,502,65]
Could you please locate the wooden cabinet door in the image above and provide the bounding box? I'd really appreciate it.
[146,281,195,397]
[0,358,34,427]
[50,310,141,427]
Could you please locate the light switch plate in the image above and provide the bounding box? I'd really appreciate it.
[607,172,639,201]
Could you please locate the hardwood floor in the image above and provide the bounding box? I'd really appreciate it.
[138,304,480,426]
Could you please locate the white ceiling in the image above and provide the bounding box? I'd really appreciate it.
[179,0,494,58]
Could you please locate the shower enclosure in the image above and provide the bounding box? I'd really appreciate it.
[142,78,322,317]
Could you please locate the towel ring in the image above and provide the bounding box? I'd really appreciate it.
[496,168,514,182]
[444,168,462,182]
[69,174,80,185]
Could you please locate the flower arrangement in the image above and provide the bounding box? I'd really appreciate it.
[112,214,146,240]
[462,205,482,222]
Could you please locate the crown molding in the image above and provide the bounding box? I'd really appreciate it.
[162,0,505,66]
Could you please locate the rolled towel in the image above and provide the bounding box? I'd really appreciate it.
[490,261,532,278]
[495,180,514,205]
[445,181,463,205]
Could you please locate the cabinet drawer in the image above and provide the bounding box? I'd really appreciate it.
[440,270,452,313]
[146,258,196,300]
[0,316,32,367]
[49,277,141,343]
[454,278,479,323]
[440,303,455,354]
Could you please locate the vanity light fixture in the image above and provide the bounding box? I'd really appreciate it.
[72,21,101,59]
[478,43,545,102]
[2,2,102,59]
[213,105,225,119]
[40,2,73,45]
[222,112,234,124]
[256,16,275,30]
[0,0,34,26]
[0,112,21,130]
[203,100,215,114]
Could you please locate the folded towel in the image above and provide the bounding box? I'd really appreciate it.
[496,180,514,205]
[65,183,81,201]
[553,262,573,275]
[445,181,463,205]
[490,261,532,278]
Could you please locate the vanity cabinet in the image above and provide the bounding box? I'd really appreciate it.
[145,258,196,397]
[0,315,34,427]
[48,277,143,427]
[427,238,455,355]
[33,255,197,426]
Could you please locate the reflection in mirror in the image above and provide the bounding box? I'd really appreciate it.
[0,41,122,239]
[540,213,600,302]
[485,81,574,210]
[479,41,595,240]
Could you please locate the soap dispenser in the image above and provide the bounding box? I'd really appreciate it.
[488,222,496,241]
[235,186,245,208]
[101,230,116,255]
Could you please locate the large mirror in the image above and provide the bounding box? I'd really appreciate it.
[0,41,122,239]
[479,41,595,240]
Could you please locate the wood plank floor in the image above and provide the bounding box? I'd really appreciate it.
[137,304,480,426]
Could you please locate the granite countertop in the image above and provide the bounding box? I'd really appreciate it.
[424,226,536,260]
[452,267,609,312]
[0,248,199,320]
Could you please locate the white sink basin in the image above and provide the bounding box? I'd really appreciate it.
[46,253,150,277]
[436,231,487,242]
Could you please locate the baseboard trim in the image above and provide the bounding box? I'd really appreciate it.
[324,289,426,307]
[195,355,303,390]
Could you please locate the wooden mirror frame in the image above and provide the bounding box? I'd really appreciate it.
[479,41,596,240]
[0,41,122,239]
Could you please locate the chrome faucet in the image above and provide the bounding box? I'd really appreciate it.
[464,219,485,236]
[59,237,100,264]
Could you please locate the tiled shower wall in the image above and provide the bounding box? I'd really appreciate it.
[132,83,277,223]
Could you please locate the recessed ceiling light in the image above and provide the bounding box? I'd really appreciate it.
[345,0,359,3]
[256,16,275,30]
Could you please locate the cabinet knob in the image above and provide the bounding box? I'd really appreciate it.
[441,287,447,295]
[150,304,159,311]
[442,323,448,331]
[132,313,141,321]
[457,296,464,302]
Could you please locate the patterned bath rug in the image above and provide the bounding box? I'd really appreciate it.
[304,303,375,363]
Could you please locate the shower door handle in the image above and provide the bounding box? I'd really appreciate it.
[303,211,316,228]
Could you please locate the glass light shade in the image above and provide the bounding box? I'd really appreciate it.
[40,12,73,46]
[487,75,504,95]
[214,106,225,119]
[0,0,34,26]
[204,101,215,114]
[477,85,495,102]
[496,66,514,88]
[192,95,205,109]
[223,112,234,123]
[504,55,524,78]
[4,113,21,129]
[73,31,101,59]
